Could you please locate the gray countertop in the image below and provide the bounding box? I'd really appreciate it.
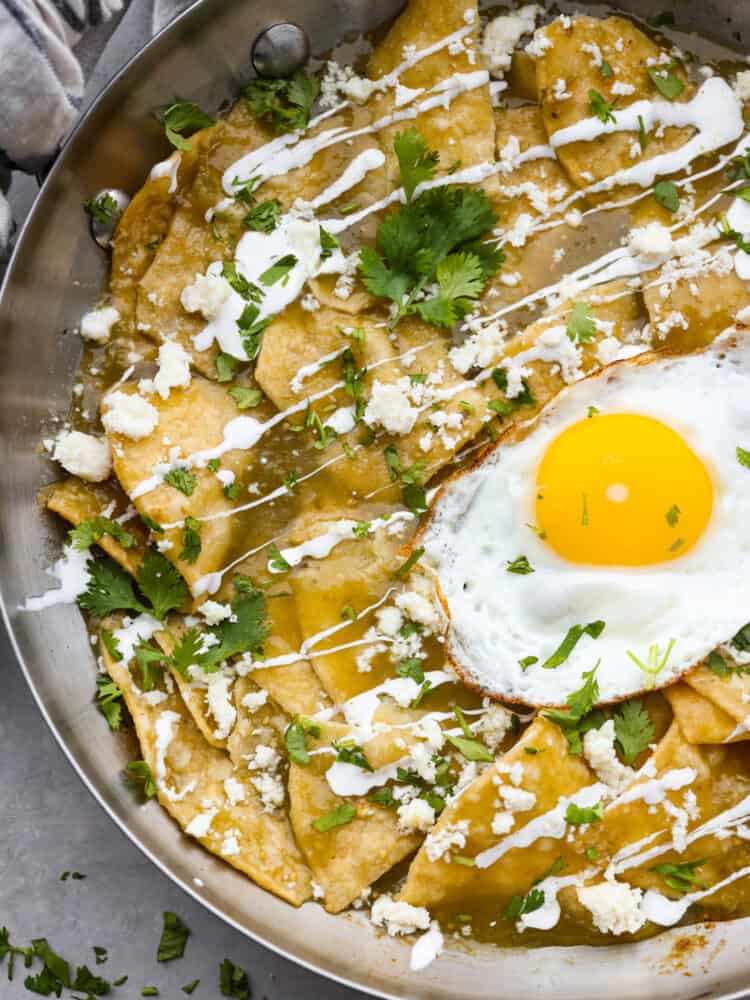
[1,5,368,997]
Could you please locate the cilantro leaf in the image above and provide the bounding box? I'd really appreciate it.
[157,912,191,962]
[268,543,291,573]
[359,246,412,305]
[397,658,425,683]
[244,71,319,134]
[168,627,206,679]
[164,468,197,496]
[333,739,373,772]
[134,641,166,691]
[613,698,654,764]
[244,198,281,232]
[126,760,157,799]
[71,964,110,994]
[284,716,320,765]
[137,549,189,620]
[96,674,125,731]
[79,557,146,618]
[507,555,534,575]
[446,734,494,762]
[544,664,603,754]
[415,252,485,327]
[588,88,616,123]
[83,193,119,224]
[216,353,238,383]
[654,180,680,212]
[368,787,397,808]
[651,857,707,893]
[312,802,357,832]
[648,65,684,100]
[162,101,215,151]
[737,446,750,469]
[394,546,424,579]
[565,801,604,825]
[504,887,545,921]
[394,126,440,201]
[179,517,203,565]
[665,503,680,527]
[566,302,596,344]
[199,588,269,671]
[542,621,605,669]
[100,629,123,662]
[228,386,263,410]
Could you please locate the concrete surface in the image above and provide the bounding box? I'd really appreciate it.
[1,5,368,998]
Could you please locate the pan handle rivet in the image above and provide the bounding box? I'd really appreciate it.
[251,23,310,78]
[86,188,131,250]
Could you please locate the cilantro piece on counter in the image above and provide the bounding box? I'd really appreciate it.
[312,802,357,833]
[182,981,200,995]
[648,65,684,100]
[244,198,281,232]
[544,664,604,754]
[506,555,534,575]
[219,958,250,999]
[394,126,440,201]
[359,138,502,330]
[0,926,32,981]
[164,468,197,497]
[93,947,107,965]
[542,621,605,670]
[79,557,147,619]
[654,180,680,212]
[259,253,298,286]
[566,302,596,344]
[565,802,604,825]
[179,517,203,565]
[333,739,373,772]
[651,857,707,893]
[137,549,189,620]
[126,760,157,800]
[71,964,110,993]
[244,71,320,134]
[142,989,160,997]
[268,543,291,573]
[613,699,654,764]
[157,912,191,962]
[228,386,263,410]
[95,674,125,731]
[215,353,238,383]
[284,716,321,765]
[28,938,71,991]
[162,101,215,151]
[83,193,119,224]
[588,88,616,124]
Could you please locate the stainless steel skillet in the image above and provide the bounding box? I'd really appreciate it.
[2,1,750,997]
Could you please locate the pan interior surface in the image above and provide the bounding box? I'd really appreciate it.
[3,0,750,997]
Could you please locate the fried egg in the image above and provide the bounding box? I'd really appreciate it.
[423,335,750,706]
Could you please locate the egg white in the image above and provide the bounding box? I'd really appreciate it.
[423,334,750,705]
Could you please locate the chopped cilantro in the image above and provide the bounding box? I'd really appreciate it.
[445,733,493,763]
[665,503,680,526]
[126,760,157,799]
[519,655,538,671]
[613,698,654,764]
[284,716,321,765]
[179,517,203,564]
[95,674,125,731]
[565,801,604,825]
[93,946,107,965]
[542,620,605,669]
[141,513,164,535]
[588,88,616,124]
[333,739,373,772]
[244,71,319,134]
[368,787,397,808]
[599,60,614,78]
[162,101,215,151]
[397,659,425,684]
[394,546,424,579]
[504,887,545,921]
[164,468,197,496]
[134,641,166,690]
[637,114,650,149]
[259,253,298,286]
[267,543,291,573]
[83,193,119,224]
[737,446,750,469]
[216,353,238,383]
[182,981,200,995]
[244,198,281,232]
[544,664,603,754]
[626,638,676,688]
[228,386,263,409]
[157,911,191,962]
[506,555,534,575]
[648,65,684,100]
[566,302,596,344]
[72,964,110,994]
[312,802,357,832]
[708,650,730,677]
[654,180,680,212]
[651,857,707,893]
[320,226,340,258]
[341,603,357,622]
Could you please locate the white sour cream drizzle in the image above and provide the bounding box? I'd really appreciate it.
[153,709,196,802]
[150,153,182,193]
[21,545,92,612]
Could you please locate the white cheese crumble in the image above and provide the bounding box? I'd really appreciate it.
[398,797,436,833]
[473,704,512,751]
[80,305,119,344]
[206,673,237,741]
[734,70,750,102]
[101,390,159,440]
[241,689,269,712]
[583,720,634,791]
[180,272,231,320]
[370,895,431,936]
[424,820,469,862]
[153,340,192,400]
[52,430,112,483]
[628,222,674,265]
[224,776,247,806]
[611,81,636,97]
[251,771,285,812]
[395,590,440,631]
[200,600,232,626]
[480,5,541,76]
[376,605,404,637]
[185,807,218,839]
[363,379,420,435]
[499,785,536,812]
[577,882,646,935]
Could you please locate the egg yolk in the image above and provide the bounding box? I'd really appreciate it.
[534,413,713,566]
